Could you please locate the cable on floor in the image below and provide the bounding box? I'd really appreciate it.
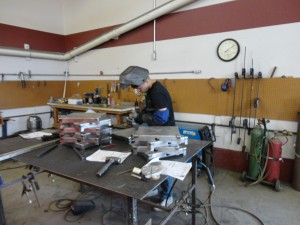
[47,187,103,222]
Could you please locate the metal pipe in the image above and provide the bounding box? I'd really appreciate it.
[153,0,157,60]
[0,0,197,61]
[0,69,202,77]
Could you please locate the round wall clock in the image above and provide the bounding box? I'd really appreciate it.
[217,39,240,62]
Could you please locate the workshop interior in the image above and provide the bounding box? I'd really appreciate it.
[0,0,300,225]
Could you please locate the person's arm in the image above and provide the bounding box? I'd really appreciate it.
[152,108,169,125]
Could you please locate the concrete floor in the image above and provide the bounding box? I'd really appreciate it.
[0,159,300,225]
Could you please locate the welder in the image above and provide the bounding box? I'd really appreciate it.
[119,65,175,209]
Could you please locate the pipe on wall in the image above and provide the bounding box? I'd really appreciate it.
[0,0,197,61]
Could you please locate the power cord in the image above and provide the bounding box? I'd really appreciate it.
[47,187,102,222]
[177,163,264,225]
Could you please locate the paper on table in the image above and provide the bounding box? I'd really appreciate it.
[19,131,52,139]
[160,160,192,181]
[144,158,192,181]
[86,149,131,163]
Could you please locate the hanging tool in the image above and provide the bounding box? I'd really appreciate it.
[27,172,41,207]
[221,78,231,92]
[248,59,254,135]
[253,72,262,126]
[210,123,216,142]
[208,77,216,92]
[242,118,248,152]
[270,66,277,78]
[229,72,239,144]
[62,71,68,98]
[237,47,246,145]
[19,72,26,88]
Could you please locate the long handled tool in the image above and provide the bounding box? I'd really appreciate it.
[248,59,254,135]
[237,47,246,145]
[253,72,262,126]
[229,72,238,144]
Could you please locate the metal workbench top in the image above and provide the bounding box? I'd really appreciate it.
[0,136,58,162]
[13,139,210,200]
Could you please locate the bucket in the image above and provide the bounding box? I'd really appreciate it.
[27,115,42,132]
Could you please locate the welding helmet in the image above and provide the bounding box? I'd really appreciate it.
[119,66,149,89]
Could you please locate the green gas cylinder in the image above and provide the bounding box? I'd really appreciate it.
[248,123,264,179]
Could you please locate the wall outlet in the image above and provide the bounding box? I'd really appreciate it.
[24,44,30,50]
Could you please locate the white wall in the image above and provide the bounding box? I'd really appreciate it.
[0,0,64,34]
[62,0,233,35]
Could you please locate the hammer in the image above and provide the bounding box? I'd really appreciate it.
[97,157,121,177]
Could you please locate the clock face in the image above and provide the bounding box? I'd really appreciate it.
[217,39,240,62]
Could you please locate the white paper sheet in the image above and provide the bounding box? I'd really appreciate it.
[144,158,192,181]
[19,131,52,139]
[86,149,131,163]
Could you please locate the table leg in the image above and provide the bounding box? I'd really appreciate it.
[191,155,197,225]
[127,197,138,225]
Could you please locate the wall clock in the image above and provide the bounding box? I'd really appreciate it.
[217,39,240,62]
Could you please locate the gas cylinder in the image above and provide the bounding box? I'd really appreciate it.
[248,123,264,179]
[264,138,283,183]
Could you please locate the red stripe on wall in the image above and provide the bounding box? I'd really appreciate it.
[0,23,65,52]
[1,0,300,53]
[67,0,300,51]
[213,147,294,183]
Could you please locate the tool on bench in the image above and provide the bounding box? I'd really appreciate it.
[97,157,122,177]
[116,168,133,175]
[36,144,58,158]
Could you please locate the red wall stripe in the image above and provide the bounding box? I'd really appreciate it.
[0,23,65,52]
[1,0,300,53]
[214,147,294,183]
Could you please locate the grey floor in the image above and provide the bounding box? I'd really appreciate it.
[0,159,300,225]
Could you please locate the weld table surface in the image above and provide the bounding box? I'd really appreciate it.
[0,136,58,162]
[13,139,210,200]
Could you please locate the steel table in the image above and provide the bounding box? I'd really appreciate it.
[12,138,209,225]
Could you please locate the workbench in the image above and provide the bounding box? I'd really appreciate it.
[48,102,134,128]
[0,134,209,225]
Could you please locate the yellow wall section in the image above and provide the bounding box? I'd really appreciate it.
[1,78,300,121]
